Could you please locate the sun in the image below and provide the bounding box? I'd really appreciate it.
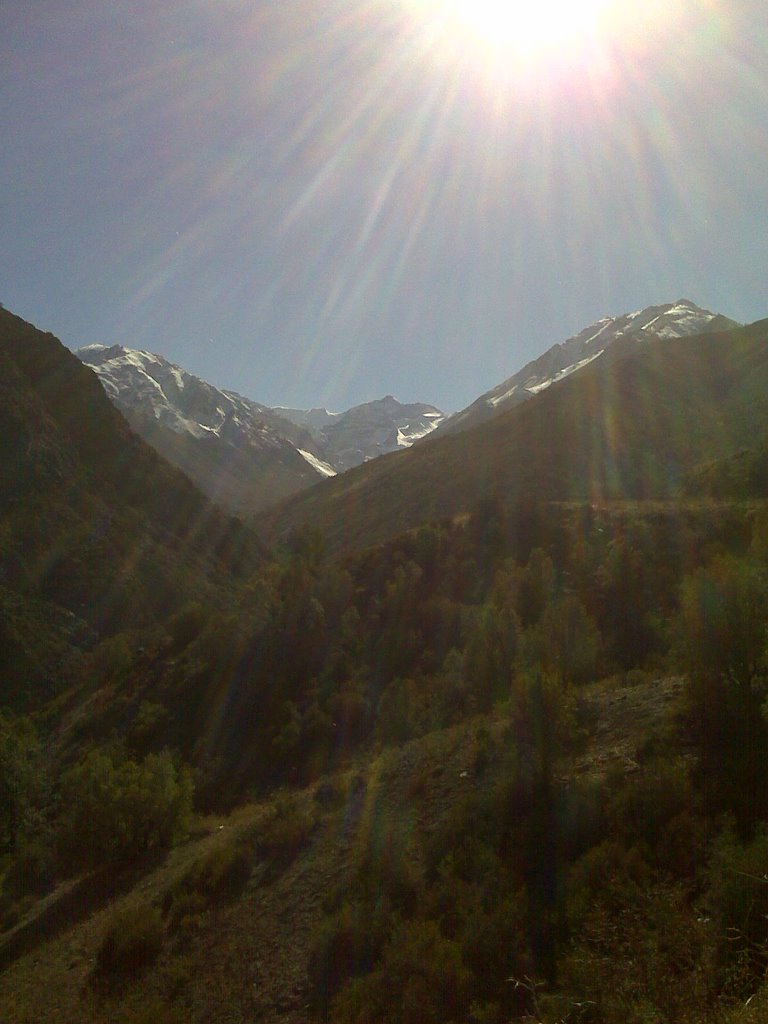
[405,0,620,67]
[449,0,608,50]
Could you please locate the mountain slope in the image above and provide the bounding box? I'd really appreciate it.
[77,346,445,511]
[76,344,334,513]
[0,309,264,705]
[437,299,739,437]
[0,673,685,1024]
[255,318,768,556]
[292,395,445,472]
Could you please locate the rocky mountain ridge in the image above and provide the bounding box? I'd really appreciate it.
[76,344,445,511]
[437,299,740,437]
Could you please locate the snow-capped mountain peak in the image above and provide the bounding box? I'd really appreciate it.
[438,299,739,437]
[78,344,265,443]
[75,343,445,509]
[277,395,446,472]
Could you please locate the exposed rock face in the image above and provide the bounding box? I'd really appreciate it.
[76,345,445,510]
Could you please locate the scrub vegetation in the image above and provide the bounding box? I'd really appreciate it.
[3,308,768,1021]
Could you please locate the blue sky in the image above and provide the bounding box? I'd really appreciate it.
[2,0,767,413]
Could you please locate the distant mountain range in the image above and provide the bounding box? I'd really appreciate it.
[437,299,740,437]
[75,300,740,517]
[276,396,445,473]
[76,345,445,513]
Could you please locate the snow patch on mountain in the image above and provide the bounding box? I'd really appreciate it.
[318,396,446,470]
[298,449,337,477]
[76,345,445,478]
[436,299,739,438]
[76,344,326,469]
[276,407,341,430]
[525,349,605,395]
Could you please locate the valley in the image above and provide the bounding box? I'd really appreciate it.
[4,0,768,1017]
[2,304,768,1023]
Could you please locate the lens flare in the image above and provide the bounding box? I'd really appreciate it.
[401,0,685,79]
[419,0,613,59]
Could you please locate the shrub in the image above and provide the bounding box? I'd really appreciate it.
[331,919,472,1024]
[59,748,193,868]
[163,839,252,933]
[167,602,208,651]
[95,903,164,977]
[566,839,653,928]
[350,808,423,914]
[561,882,712,1024]
[0,894,22,932]
[314,776,347,808]
[604,758,692,856]
[706,827,768,995]
[2,834,57,896]
[679,557,768,832]
[459,892,532,1016]
[189,841,252,897]
[308,901,387,1012]
[258,796,315,865]
[0,711,44,855]
[127,700,170,754]
[165,887,208,938]
[128,1001,187,1024]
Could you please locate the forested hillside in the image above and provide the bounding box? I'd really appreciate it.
[0,308,264,709]
[2,310,768,1022]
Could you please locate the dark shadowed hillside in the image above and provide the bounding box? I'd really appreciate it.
[256,319,768,555]
[0,309,264,707]
[435,299,738,437]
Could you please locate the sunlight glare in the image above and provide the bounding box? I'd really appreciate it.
[403,0,654,71]
[443,0,610,55]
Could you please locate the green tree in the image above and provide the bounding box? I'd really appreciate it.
[463,599,520,708]
[597,522,660,669]
[706,827,768,993]
[0,711,44,852]
[519,595,601,686]
[514,548,556,628]
[679,556,768,832]
[462,565,523,707]
[59,748,193,867]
